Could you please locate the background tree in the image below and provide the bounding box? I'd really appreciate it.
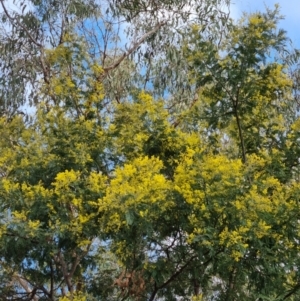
[0,0,230,116]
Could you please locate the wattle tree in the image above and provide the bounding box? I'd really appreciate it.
[0,1,300,300]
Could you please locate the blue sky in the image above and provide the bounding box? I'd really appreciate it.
[230,0,300,47]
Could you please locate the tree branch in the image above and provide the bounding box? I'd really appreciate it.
[103,21,166,73]
[232,85,246,163]
[12,274,39,301]
[56,251,73,294]
[149,255,197,301]
[172,89,200,128]
[225,267,237,301]
[50,260,54,300]
[282,283,300,300]
[0,0,43,48]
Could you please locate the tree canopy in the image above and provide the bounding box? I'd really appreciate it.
[1,1,300,300]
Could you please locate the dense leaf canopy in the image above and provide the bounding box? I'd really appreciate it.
[1,1,300,301]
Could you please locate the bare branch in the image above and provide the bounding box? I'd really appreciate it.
[12,274,39,301]
[56,251,73,293]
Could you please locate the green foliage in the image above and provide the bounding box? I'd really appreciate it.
[1,1,300,301]
[0,0,230,115]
